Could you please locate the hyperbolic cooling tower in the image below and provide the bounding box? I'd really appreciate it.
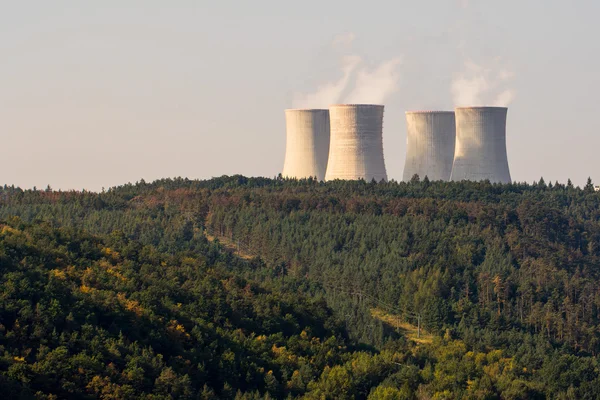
[450,107,511,184]
[281,109,330,181]
[403,111,456,181]
[325,104,388,182]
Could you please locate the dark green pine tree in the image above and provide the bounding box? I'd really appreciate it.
[584,177,595,193]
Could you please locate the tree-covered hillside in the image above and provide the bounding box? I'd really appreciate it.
[0,218,350,398]
[2,177,600,398]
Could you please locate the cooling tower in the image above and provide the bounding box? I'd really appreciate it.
[403,111,456,182]
[450,107,511,184]
[325,104,388,182]
[281,109,330,181]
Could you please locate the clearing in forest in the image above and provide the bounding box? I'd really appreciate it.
[203,228,255,260]
[370,308,433,344]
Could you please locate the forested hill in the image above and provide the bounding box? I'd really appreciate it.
[2,176,600,398]
[0,219,351,398]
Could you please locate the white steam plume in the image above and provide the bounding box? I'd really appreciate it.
[452,60,516,106]
[494,89,516,107]
[345,57,402,104]
[292,55,361,108]
[451,61,489,105]
[293,33,402,108]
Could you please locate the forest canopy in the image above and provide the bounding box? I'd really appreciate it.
[1,176,600,399]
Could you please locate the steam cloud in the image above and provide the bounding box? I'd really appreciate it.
[452,60,516,106]
[292,34,402,108]
[292,55,361,109]
[345,57,402,104]
[294,34,515,109]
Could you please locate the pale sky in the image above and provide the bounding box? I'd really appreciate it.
[2,1,599,190]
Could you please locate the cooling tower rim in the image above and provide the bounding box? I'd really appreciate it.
[455,106,508,111]
[285,108,329,112]
[405,110,454,115]
[329,104,384,108]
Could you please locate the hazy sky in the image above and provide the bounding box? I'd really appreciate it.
[2,1,600,191]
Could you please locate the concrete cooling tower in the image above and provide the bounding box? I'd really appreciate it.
[450,107,511,184]
[281,109,330,181]
[403,111,455,182]
[325,104,388,182]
